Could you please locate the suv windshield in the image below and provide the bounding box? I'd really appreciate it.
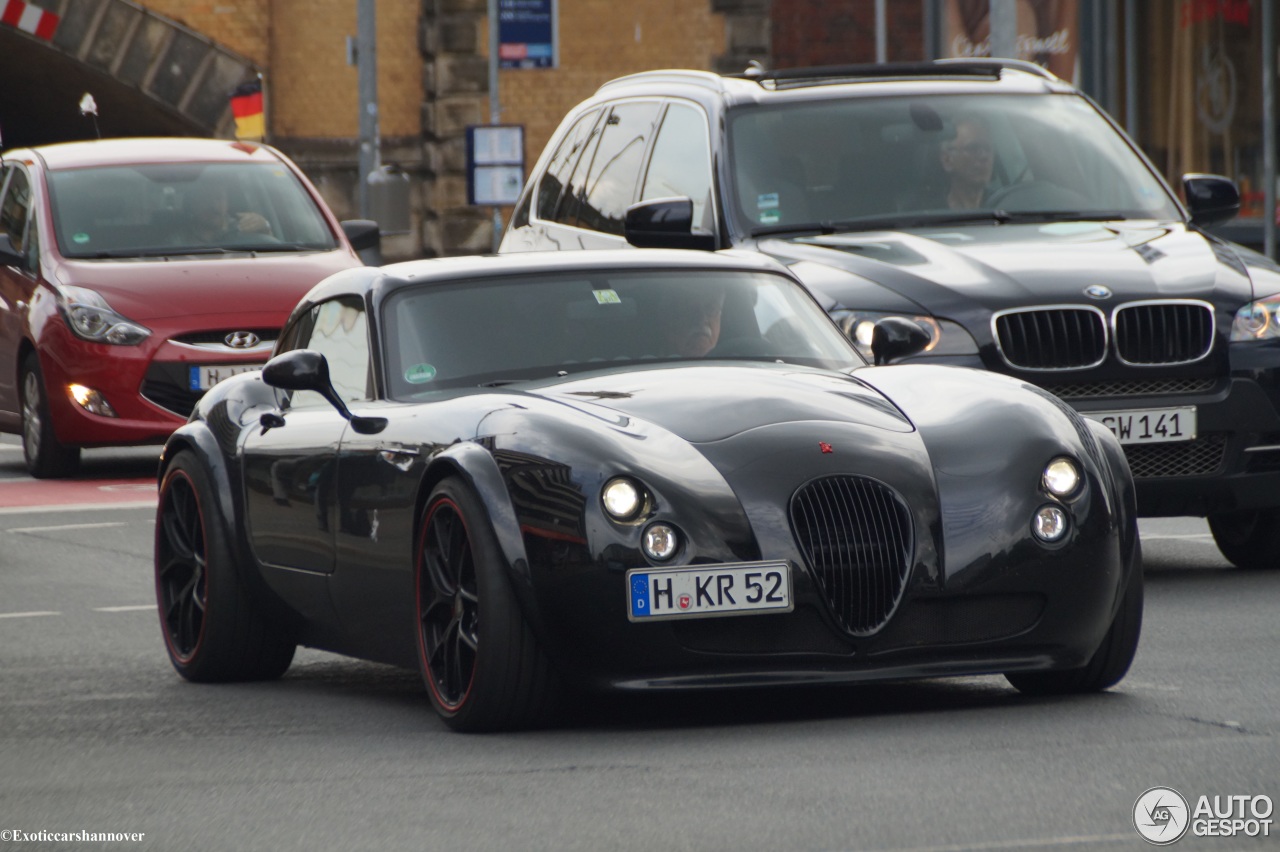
[47,162,339,258]
[382,268,862,397]
[727,92,1180,235]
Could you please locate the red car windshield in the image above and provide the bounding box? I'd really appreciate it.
[47,161,339,258]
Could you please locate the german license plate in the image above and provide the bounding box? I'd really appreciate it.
[1083,406,1196,445]
[626,561,792,622]
[189,364,263,391]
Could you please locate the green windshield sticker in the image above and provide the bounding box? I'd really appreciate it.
[759,209,781,225]
[404,363,437,384]
[593,289,622,305]
[73,232,91,244]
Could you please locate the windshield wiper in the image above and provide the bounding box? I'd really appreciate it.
[77,246,235,258]
[752,209,1132,238]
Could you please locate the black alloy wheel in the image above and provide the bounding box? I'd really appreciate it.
[20,351,80,478]
[415,478,559,731]
[155,451,295,682]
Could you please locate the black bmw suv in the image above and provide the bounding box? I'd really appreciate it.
[500,59,1280,571]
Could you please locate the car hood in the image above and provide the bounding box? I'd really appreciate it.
[528,363,913,443]
[49,251,360,322]
[759,221,1268,328]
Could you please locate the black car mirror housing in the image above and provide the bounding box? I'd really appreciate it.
[624,197,716,251]
[341,219,381,253]
[871,317,932,365]
[1183,174,1240,229]
[262,349,386,434]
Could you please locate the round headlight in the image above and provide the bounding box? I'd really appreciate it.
[642,523,680,561]
[1042,457,1080,498]
[1032,505,1069,543]
[602,477,643,520]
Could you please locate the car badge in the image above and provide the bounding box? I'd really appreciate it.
[1084,285,1112,300]
[225,331,260,349]
[819,442,834,454]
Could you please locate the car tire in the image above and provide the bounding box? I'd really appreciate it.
[1207,510,1280,570]
[20,352,80,479]
[414,478,560,732]
[155,450,296,682]
[1005,551,1143,696]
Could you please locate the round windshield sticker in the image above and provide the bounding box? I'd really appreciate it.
[73,232,91,244]
[404,363,437,384]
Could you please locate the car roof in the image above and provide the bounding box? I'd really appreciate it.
[8,137,287,171]
[301,249,797,307]
[593,59,1079,109]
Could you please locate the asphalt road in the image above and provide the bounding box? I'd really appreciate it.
[0,435,1276,851]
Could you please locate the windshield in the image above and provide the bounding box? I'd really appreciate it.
[47,162,338,258]
[727,92,1180,236]
[382,268,862,398]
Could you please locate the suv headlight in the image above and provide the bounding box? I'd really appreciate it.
[58,286,151,346]
[1232,293,1280,342]
[831,310,978,361]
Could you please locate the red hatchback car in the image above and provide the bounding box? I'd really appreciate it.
[0,137,375,477]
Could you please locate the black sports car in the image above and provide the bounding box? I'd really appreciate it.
[154,249,1141,731]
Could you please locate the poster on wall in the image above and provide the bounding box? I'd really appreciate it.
[498,0,557,69]
[943,0,1079,83]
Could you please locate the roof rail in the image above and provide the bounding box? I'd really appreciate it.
[598,69,724,93]
[727,59,1058,87]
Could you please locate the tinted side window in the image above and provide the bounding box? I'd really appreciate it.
[0,167,34,269]
[575,102,661,235]
[284,297,370,408]
[641,102,714,232]
[536,109,601,221]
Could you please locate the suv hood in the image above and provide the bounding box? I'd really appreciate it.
[50,251,360,322]
[761,221,1268,330]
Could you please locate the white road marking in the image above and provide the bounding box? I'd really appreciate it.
[8,521,128,534]
[94,605,154,613]
[0,500,155,516]
[868,832,1135,852]
[0,611,61,619]
[1141,533,1215,542]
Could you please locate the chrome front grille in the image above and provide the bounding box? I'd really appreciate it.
[789,476,913,636]
[994,308,1107,370]
[1114,302,1214,365]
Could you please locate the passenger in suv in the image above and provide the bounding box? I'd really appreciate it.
[501,60,1280,570]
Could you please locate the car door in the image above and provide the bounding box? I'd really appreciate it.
[242,296,371,574]
[0,164,41,425]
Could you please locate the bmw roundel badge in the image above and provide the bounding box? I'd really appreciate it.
[1084,285,1112,300]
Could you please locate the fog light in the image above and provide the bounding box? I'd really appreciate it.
[1032,505,1069,543]
[602,477,643,521]
[68,384,117,417]
[1042,457,1080,497]
[642,523,679,561]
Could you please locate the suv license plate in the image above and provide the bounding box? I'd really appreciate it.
[189,364,263,391]
[627,561,792,622]
[1083,406,1196,445]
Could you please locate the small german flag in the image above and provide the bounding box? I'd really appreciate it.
[230,79,265,141]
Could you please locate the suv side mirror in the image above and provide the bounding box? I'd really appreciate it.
[871,317,932,366]
[1183,174,1240,228]
[262,349,386,434]
[624,197,716,251]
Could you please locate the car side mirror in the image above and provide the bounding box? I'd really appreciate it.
[1183,174,1240,228]
[0,234,24,267]
[624,197,716,251]
[262,349,386,434]
[871,317,932,366]
[340,219,381,253]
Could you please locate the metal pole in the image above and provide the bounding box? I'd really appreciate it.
[875,0,886,64]
[1264,0,1276,258]
[356,0,378,220]
[488,0,502,252]
[1124,0,1137,138]
[988,0,1017,60]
